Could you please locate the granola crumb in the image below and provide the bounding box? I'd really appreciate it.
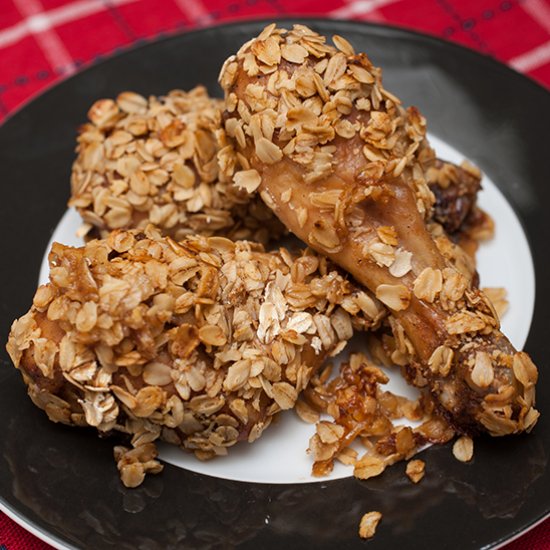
[354,455,386,480]
[452,435,474,462]
[405,459,425,483]
[359,511,382,539]
[482,287,509,320]
[114,443,163,488]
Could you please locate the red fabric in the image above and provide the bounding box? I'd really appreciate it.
[0,0,549,547]
[0,0,548,121]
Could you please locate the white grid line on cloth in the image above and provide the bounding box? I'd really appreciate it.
[0,0,139,50]
[522,0,550,35]
[362,8,388,22]
[510,38,550,72]
[330,0,401,19]
[172,0,213,24]
[12,0,75,72]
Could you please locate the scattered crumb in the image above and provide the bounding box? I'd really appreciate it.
[114,443,163,488]
[359,511,382,539]
[405,459,425,483]
[354,454,386,480]
[335,447,358,466]
[305,352,455,478]
[453,436,474,462]
[295,397,320,424]
[482,287,509,320]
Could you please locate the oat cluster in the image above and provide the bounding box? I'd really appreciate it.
[70,86,282,244]
[300,352,454,479]
[7,226,384,485]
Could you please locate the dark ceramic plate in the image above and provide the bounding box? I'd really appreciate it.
[1,18,549,550]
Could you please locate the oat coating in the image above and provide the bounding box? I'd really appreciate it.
[7,226,384,485]
[69,86,284,244]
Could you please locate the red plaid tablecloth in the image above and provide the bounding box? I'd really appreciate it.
[0,0,549,548]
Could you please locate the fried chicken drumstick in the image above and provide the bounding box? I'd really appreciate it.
[7,226,384,485]
[69,86,283,244]
[219,24,538,435]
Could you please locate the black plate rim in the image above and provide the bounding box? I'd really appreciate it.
[0,486,73,550]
